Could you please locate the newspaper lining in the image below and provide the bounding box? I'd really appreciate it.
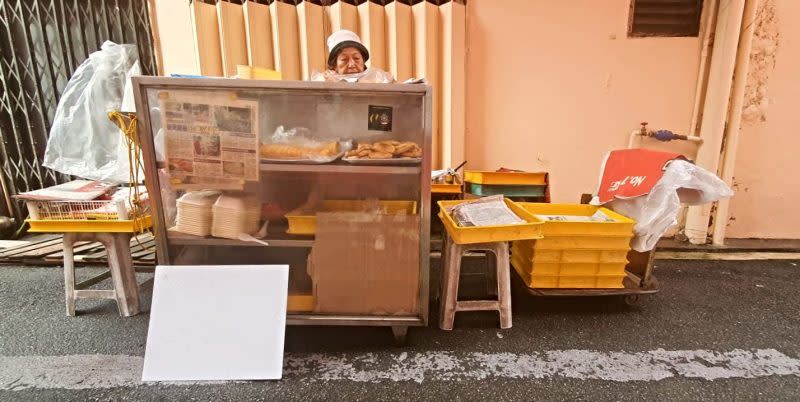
[159,91,259,187]
[447,195,525,227]
[535,211,616,223]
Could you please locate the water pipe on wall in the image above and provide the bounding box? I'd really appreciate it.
[628,122,704,149]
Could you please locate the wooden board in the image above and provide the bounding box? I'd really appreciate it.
[217,1,248,78]
[439,1,466,169]
[150,0,198,75]
[413,1,441,169]
[19,241,88,259]
[0,233,156,266]
[357,1,386,71]
[385,1,413,82]
[297,1,326,80]
[270,1,301,80]
[0,236,62,258]
[45,242,102,260]
[326,1,359,36]
[243,1,274,70]
[0,240,31,249]
[191,1,223,77]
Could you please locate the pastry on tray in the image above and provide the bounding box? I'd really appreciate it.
[344,140,422,160]
[260,141,339,159]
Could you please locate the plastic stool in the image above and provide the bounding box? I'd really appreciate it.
[63,232,140,316]
[439,233,512,330]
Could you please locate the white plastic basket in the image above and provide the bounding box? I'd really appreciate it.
[25,199,152,233]
[26,199,131,221]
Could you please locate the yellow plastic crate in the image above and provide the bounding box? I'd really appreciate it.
[431,183,462,194]
[517,236,633,250]
[517,203,635,236]
[512,245,627,276]
[286,200,418,235]
[26,215,153,233]
[464,171,547,185]
[437,198,544,244]
[509,203,634,289]
[236,64,282,80]
[512,255,625,289]
[512,243,629,264]
[287,294,314,312]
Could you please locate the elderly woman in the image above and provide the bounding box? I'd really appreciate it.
[314,30,394,83]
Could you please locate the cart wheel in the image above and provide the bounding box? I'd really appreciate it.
[622,295,640,306]
[391,326,408,346]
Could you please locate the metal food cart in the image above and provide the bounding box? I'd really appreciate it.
[132,77,432,342]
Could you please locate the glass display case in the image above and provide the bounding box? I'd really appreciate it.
[132,77,431,341]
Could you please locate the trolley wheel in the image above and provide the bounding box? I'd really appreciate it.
[391,326,409,346]
[622,294,640,306]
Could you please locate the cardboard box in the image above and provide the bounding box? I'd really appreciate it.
[310,212,420,315]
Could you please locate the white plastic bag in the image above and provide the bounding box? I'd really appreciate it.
[604,160,733,252]
[43,41,140,183]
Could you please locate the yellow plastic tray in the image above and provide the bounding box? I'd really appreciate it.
[517,203,634,237]
[286,200,418,235]
[431,183,462,194]
[26,215,153,233]
[437,198,544,244]
[512,255,625,289]
[516,236,633,250]
[464,171,547,185]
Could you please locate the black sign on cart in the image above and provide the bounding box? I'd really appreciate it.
[368,105,393,131]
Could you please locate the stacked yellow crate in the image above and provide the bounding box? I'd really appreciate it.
[511,203,634,289]
[463,170,549,201]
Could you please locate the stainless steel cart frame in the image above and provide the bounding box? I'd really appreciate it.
[132,77,432,342]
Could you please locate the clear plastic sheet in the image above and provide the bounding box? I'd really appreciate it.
[42,41,141,183]
[603,160,734,251]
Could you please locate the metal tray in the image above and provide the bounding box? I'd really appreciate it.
[342,157,422,165]
[261,152,345,164]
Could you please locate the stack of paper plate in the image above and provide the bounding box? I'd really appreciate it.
[211,194,261,240]
[174,191,221,237]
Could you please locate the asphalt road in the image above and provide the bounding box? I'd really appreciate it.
[1,258,798,401]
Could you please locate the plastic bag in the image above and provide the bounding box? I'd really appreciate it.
[604,160,733,252]
[42,41,140,183]
[259,125,351,162]
[310,67,395,83]
[120,60,141,113]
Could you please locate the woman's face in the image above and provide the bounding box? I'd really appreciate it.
[335,47,365,75]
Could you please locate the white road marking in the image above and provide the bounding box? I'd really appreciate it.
[1,348,798,390]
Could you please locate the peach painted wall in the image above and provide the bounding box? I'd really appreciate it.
[726,0,800,239]
[465,0,702,203]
